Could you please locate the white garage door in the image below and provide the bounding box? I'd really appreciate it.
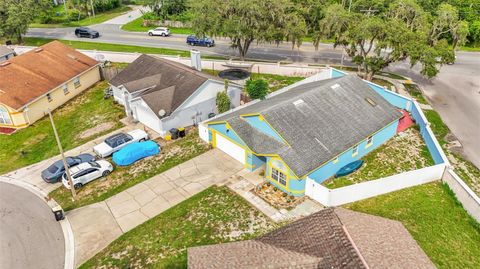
[215,133,245,164]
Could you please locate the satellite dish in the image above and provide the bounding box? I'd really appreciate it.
[158,109,166,117]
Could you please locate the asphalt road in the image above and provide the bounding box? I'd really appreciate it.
[26,24,480,168]
[0,182,64,269]
[387,53,480,168]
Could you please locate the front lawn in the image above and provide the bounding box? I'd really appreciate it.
[345,182,480,268]
[404,83,429,105]
[79,186,277,268]
[30,6,132,28]
[0,81,124,174]
[324,127,435,189]
[49,130,210,211]
[423,109,450,145]
[23,37,225,60]
[121,16,193,34]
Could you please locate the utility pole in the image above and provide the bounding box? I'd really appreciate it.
[48,110,76,199]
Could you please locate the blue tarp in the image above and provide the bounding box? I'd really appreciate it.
[112,141,160,166]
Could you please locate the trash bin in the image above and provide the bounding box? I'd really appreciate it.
[178,127,186,138]
[52,205,64,221]
[169,128,179,140]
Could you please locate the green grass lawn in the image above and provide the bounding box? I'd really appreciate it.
[121,16,193,34]
[459,45,480,52]
[0,81,124,174]
[404,83,429,105]
[371,77,395,89]
[49,130,210,211]
[79,186,277,268]
[23,37,225,59]
[423,109,450,145]
[30,6,131,28]
[377,71,407,80]
[324,127,435,189]
[345,182,480,268]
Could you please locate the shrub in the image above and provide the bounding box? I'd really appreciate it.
[216,91,230,114]
[68,9,85,21]
[246,79,268,100]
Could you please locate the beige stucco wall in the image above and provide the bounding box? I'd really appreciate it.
[14,65,101,126]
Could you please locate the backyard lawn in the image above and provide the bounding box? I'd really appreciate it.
[0,81,124,174]
[79,186,277,269]
[121,16,193,34]
[345,182,480,268]
[324,127,435,189]
[30,6,131,28]
[49,130,210,211]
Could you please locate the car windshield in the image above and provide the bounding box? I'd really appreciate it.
[89,161,100,168]
[105,133,126,147]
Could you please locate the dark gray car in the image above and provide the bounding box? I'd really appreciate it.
[41,154,95,183]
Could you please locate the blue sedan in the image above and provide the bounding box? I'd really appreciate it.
[112,141,160,166]
[41,153,95,183]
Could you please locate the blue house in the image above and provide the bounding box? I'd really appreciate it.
[200,73,403,196]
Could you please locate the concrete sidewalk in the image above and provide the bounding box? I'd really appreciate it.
[102,5,149,25]
[67,149,243,267]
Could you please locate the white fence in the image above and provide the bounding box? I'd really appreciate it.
[306,164,446,207]
[443,169,480,221]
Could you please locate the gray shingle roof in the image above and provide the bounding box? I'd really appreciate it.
[209,75,402,177]
[110,54,220,115]
[187,208,435,269]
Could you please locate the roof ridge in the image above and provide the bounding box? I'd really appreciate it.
[149,54,218,80]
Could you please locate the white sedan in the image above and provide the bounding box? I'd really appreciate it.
[62,160,113,190]
[93,129,149,158]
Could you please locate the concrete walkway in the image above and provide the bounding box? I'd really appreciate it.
[101,5,149,25]
[68,149,243,267]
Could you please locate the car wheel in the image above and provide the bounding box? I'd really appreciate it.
[148,32,153,36]
[161,33,166,37]
[139,138,146,142]
[74,183,83,190]
[76,33,80,38]
[102,170,110,177]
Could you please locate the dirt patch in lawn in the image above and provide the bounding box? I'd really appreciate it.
[77,122,115,140]
[324,127,435,189]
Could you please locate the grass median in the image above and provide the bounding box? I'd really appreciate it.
[345,182,480,268]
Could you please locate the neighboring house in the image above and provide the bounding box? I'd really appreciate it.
[188,207,434,269]
[0,41,100,129]
[199,74,403,196]
[109,54,242,137]
[0,46,15,62]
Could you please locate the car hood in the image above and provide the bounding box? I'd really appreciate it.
[93,142,112,155]
[96,159,113,170]
[128,129,147,140]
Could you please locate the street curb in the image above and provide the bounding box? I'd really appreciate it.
[0,177,75,269]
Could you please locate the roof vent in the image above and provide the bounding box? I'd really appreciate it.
[365,97,377,107]
[34,48,43,53]
[293,99,304,106]
[0,62,11,67]
[331,83,340,89]
[67,54,77,60]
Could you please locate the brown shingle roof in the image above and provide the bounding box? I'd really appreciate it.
[188,208,435,269]
[110,54,221,115]
[0,41,98,110]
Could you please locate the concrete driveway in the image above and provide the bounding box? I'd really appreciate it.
[0,182,65,269]
[68,149,243,267]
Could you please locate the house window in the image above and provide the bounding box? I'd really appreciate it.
[46,93,53,102]
[73,78,81,88]
[352,145,359,157]
[271,167,287,186]
[63,84,69,95]
[0,106,12,125]
[366,136,373,148]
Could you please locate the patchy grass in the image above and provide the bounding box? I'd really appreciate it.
[345,182,480,268]
[30,6,131,28]
[0,81,124,174]
[378,71,406,80]
[79,186,277,269]
[371,78,394,89]
[203,69,303,92]
[49,131,210,211]
[23,37,225,60]
[324,127,435,189]
[423,109,449,146]
[404,83,429,105]
[121,16,193,34]
[450,153,480,197]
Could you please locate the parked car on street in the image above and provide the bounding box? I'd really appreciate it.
[62,160,113,190]
[41,153,95,183]
[186,35,215,47]
[93,129,149,158]
[112,140,160,166]
[75,27,100,38]
[147,27,170,36]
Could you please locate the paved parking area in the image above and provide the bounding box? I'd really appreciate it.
[68,149,244,267]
